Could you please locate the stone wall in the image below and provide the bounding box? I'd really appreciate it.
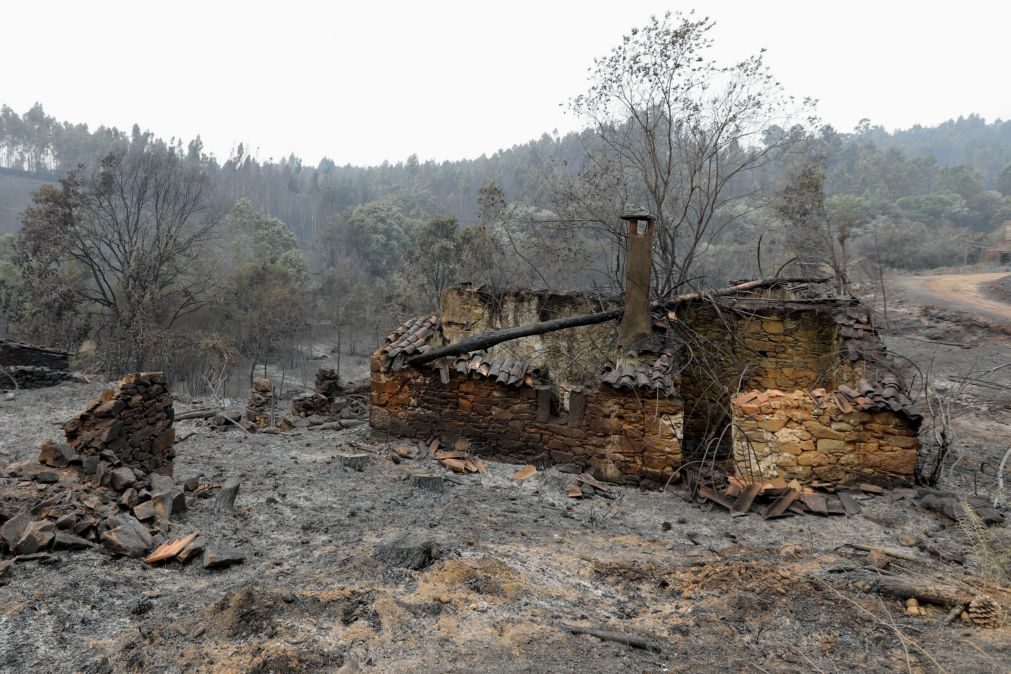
[441,286,618,386]
[370,357,683,486]
[731,389,919,483]
[677,301,850,456]
[64,372,175,474]
[4,365,71,389]
[0,339,70,370]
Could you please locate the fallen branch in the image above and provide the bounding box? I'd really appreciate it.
[175,408,219,421]
[407,277,830,366]
[846,543,919,562]
[869,575,971,608]
[555,622,658,651]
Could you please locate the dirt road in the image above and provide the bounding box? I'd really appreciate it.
[895,271,1011,322]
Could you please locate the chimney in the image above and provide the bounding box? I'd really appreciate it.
[619,210,655,350]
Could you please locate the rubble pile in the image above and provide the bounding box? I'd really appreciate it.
[244,377,275,428]
[1,374,242,569]
[63,372,176,474]
[0,339,74,390]
[291,368,367,420]
[3,365,74,389]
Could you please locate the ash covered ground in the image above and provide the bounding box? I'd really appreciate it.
[1,279,1010,673]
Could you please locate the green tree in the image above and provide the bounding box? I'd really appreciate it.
[225,198,300,265]
[344,201,416,275]
[217,262,307,384]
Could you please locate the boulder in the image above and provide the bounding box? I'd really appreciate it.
[109,467,136,492]
[12,520,56,555]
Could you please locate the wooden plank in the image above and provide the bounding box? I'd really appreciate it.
[731,483,761,517]
[764,489,800,519]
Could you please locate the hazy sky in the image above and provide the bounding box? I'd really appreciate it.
[4,1,1008,166]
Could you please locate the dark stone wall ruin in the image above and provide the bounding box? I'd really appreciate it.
[369,283,922,487]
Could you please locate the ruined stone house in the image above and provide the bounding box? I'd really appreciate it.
[370,214,921,487]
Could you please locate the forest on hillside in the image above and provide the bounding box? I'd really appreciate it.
[2,13,1010,393]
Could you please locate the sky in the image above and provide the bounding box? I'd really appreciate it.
[3,0,1008,167]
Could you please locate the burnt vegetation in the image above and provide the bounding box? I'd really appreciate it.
[0,10,1009,674]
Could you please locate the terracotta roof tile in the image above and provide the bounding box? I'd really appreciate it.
[378,315,441,371]
[599,352,677,397]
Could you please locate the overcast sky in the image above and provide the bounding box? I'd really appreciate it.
[4,1,1008,166]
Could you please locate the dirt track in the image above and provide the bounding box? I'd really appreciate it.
[895,272,1011,323]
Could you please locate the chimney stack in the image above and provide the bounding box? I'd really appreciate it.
[619,210,655,350]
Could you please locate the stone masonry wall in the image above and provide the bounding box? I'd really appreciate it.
[0,339,70,371]
[677,303,845,456]
[731,389,919,483]
[441,287,618,387]
[64,372,175,474]
[370,357,683,486]
[3,365,71,389]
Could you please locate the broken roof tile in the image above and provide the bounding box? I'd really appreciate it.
[599,352,677,397]
[378,315,441,371]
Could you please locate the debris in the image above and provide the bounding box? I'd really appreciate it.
[837,492,861,516]
[846,543,918,562]
[410,473,445,493]
[764,489,800,519]
[555,622,659,651]
[11,519,55,555]
[100,515,153,558]
[52,532,93,550]
[336,452,371,471]
[145,532,200,564]
[512,465,537,481]
[730,483,761,517]
[967,595,1001,628]
[203,545,245,569]
[373,531,441,570]
[566,485,583,498]
[868,575,970,607]
[439,458,468,474]
[214,478,241,513]
[392,443,415,459]
[38,439,79,468]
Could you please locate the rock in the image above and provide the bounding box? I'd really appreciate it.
[53,532,93,550]
[39,440,79,468]
[133,500,155,521]
[55,513,78,530]
[94,462,107,486]
[82,455,100,475]
[2,512,33,552]
[214,478,240,513]
[99,450,121,466]
[149,473,176,493]
[202,546,244,569]
[34,470,59,484]
[176,536,204,563]
[109,467,136,492]
[100,515,152,558]
[183,476,200,491]
[12,520,56,555]
[867,548,890,570]
[373,531,442,570]
[897,533,919,547]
